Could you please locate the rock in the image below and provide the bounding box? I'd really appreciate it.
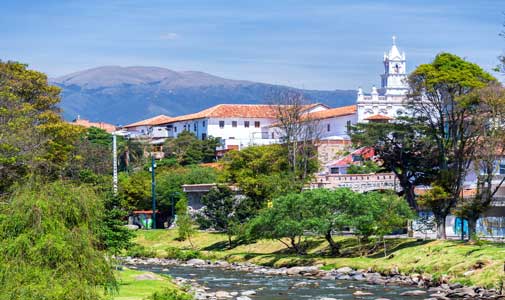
[336,266,353,274]
[399,290,427,296]
[353,290,374,296]
[124,224,139,230]
[236,297,252,300]
[320,298,338,300]
[336,274,352,280]
[215,290,232,299]
[429,294,450,300]
[186,259,206,266]
[353,274,366,281]
[230,291,238,296]
[134,273,159,280]
[286,266,319,276]
[241,290,256,296]
[463,270,475,277]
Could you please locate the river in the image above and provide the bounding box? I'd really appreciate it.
[139,264,429,299]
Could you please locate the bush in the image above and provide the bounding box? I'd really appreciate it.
[125,244,158,258]
[164,247,201,260]
[144,288,193,300]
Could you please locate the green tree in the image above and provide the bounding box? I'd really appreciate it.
[408,53,495,238]
[0,180,117,299]
[175,197,195,248]
[351,119,436,210]
[163,131,219,165]
[0,61,84,193]
[221,144,302,208]
[304,188,358,255]
[247,192,311,254]
[197,185,255,247]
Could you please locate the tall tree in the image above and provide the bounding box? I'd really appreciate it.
[270,91,321,181]
[408,53,495,239]
[351,118,436,210]
[455,83,505,238]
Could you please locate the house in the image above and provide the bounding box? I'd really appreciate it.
[324,147,376,175]
[122,115,173,138]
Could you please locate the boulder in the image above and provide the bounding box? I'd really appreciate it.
[236,297,252,300]
[215,290,232,299]
[241,290,256,296]
[336,266,353,274]
[399,290,427,296]
[186,258,206,266]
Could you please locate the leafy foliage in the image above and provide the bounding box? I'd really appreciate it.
[175,197,195,247]
[163,131,219,165]
[0,181,117,300]
[346,160,382,174]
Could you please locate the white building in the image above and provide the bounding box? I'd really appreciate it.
[357,36,409,123]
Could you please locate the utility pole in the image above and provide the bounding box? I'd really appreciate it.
[112,133,118,196]
[150,155,157,229]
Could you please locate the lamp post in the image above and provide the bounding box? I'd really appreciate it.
[150,155,157,229]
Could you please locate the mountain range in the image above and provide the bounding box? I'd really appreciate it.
[52,66,357,125]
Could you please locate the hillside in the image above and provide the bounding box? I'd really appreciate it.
[52,66,356,125]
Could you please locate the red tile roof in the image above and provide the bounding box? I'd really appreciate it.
[364,114,393,121]
[123,115,174,128]
[307,105,357,120]
[170,104,279,122]
[328,147,375,168]
[71,119,117,133]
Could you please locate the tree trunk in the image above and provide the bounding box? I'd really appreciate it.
[436,215,447,239]
[227,234,233,249]
[324,230,340,256]
[468,217,477,241]
[290,237,304,255]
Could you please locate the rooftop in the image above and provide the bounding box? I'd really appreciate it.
[307,105,357,120]
[71,118,117,133]
[123,115,173,128]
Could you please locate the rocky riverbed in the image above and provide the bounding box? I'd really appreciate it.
[121,257,505,299]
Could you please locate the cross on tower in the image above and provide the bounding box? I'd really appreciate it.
[392,35,396,45]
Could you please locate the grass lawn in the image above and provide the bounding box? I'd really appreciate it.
[132,229,505,288]
[112,267,189,300]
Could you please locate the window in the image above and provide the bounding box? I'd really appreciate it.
[228,137,235,139]
[254,121,260,128]
[244,121,250,128]
[193,123,197,131]
[202,133,207,140]
[346,120,352,133]
[271,132,275,139]
[219,121,225,128]
[232,121,237,127]
[174,126,177,132]
[327,124,330,132]
[202,121,206,127]
[330,167,339,174]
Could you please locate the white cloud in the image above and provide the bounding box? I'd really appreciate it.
[159,33,179,40]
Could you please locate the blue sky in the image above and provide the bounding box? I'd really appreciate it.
[0,0,503,90]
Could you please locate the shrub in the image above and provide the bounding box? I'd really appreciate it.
[126,244,158,258]
[164,247,201,260]
[144,288,193,300]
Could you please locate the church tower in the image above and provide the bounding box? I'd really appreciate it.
[380,36,408,96]
[356,36,410,123]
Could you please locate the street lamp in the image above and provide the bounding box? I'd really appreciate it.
[149,155,157,229]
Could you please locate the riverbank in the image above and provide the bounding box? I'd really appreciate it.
[113,267,192,300]
[131,229,505,289]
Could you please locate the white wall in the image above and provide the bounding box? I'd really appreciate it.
[318,114,358,140]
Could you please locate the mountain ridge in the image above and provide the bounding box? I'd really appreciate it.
[53,66,357,125]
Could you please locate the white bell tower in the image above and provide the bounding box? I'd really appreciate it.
[380,36,408,96]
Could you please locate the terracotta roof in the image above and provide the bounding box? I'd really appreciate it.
[307,105,357,120]
[71,119,117,133]
[170,104,279,122]
[123,115,173,128]
[364,114,394,121]
[327,147,375,168]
